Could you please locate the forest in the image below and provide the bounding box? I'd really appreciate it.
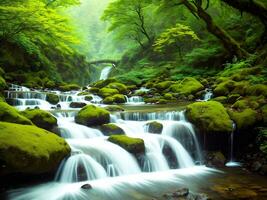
[0,0,267,200]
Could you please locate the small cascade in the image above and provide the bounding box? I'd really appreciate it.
[202,88,213,101]
[90,94,103,104]
[226,122,241,167]
[8,84,30,92]
[99,66,112,80]
[126,96,144,104]
[118,111,183,121]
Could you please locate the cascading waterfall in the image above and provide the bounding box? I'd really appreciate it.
[202,88,213,101]
[99,66,112,80]
[125,96,144,104]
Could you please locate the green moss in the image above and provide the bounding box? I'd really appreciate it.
[100,123,125,136]
[228,108,258,130]
[158,99,168,104]
[108,135,145,155]
[75,105,110,127]
[107,82,128,94]
[246,84,267,97]
[103,94,126,104]
[104,105,125,112]
[212,96,228,103]
[46,93,60,105]
[164,93,174,100]
[170,77,204,95]
[146,121,163,134]
[155,81,174,90]
[59,84,80,92]
[186,101,233,133]
[0,76,7,91]
[98,87,119,98]
[20,109,57,132]
[0,122,70,175]
[77,92,91,96]
[0,102,32,125]
[213,80,236,96]
[232,99,260,110]
[227,94,241,104]
[93,78,117,89]
[85,95,93,101]
[88,87,99,94]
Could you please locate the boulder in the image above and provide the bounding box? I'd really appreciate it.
[154,81,174,91]
[0,102,32,125]
[69,102,87,108]
[103,94,126,104]
[46,93,60,105]
[100,123,125,136]
[213,80,236,96]
[212,96,227,104]
[98,88,119,98]
[107,82,128,94]
[85,95,93,101]
[93,78,117,89]
[108,135,145,155]
[75,105,110,127]
[227,94,241,104]
[246,84,267,97]
[59,84,80,92]
[228,108,258,130]
[105,105,125,112]
[170,77,204,95]
[205,151,226,167]
[20,109,57,132]
[185,101,233,133]
[0,122,70,176]
[146,121,163,134]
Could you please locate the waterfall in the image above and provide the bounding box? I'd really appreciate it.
[99,66,112,80]
[126,96,144,104]
[202,89,213,101]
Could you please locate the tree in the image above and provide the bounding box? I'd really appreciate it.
[159,0,249,59]
[102,0,154,48]
[153,23,200,61]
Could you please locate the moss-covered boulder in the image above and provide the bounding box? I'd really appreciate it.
[85,95,93,101]
[105,105,125,112]
[163,93,175,100]
[46,93,60,105]
[103,94,126,104]
[98,87,119,98]
[231,81,249,96]
[100,124,125,136]
[228,108,258,130]
[155,81,174,91]
[93,78,117,89]
[170,77,204,95]
[213,80,236,96]
[146,121,163,134]
[59,84,80,92]
[232,99,259,110]
[246,84,267,97]
[88,87,99,94]
[107,82,128,95]
[0,102,32,125]
[20,109,57,132]
[69,102,87,108]
[212,96,228,104]
[0,122,70,176]
[186,101,233,133]
[75,105,110,127]
[77,91,91,96]
[108,135,145,155]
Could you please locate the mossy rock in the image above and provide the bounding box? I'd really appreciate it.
[59,84,80,92]
[103,94,126,104]
[77,92,91,96]
[100,123,125,136]
[146,121,163,134]
[144,97,161,104]
[0,122,70,176]
[0,76,7,91]
[186,101,233,133]
[213,80,236,96]
[69,102,87,108]
[212,96,228,104]
[227,94,241,104]
[75,105,110,127]
[108,135,145,155]
[228,108,258,130]
[170,77,204,95]
[231,81,249,96]
[20,109,57,132]
[154,81,174,90]
[163,93,175,100]
[107,82,128,95]
[246,84,267,97]
[0,102,32,125]
[85,95,93,101]
[104,105,125,112]
[46,93,60,105]
[88,87,99,94]
[232,99,259,110]
[98,87,119,98]
[93,78,117,89]
[158,99,168,104]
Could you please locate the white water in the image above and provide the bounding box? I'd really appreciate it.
[125,96,144,104]
[99,66,112,80]
[202,89,213,101]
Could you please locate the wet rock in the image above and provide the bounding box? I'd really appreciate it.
[70,102,87,108]
[251,161,262,172]
[56,104,61,109]
[81,184,92,190]
[100,123,125,136]
[146,121,163,134]
[205,151,226,167]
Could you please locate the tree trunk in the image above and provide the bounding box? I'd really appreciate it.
[222,0,267,43]
[182,0,249,58]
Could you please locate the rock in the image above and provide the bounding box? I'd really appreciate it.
[228,108,258,130]
[0,102,33,125]
[93,78,117,89]
[56,104,61,109]
[81,184,92,190]
[158,99,168,104]
[154,81,174,90]
[85,95,93,101]
[251,161,262,172]
[185,101,233,133]
[100,123,125,136]
[20,109,57,132]
[231,81,249,96]
[105,105,125,112]
[170,77,204,96]
[163,93,175,100]
[108,135,145,155]
[227,94,241,104]
[75,105,110,127]
[98,87,119,98]
[212,96,227,103]
[46,93,59,105]
[145,121,163,134]
[103,94,126,104]
[88,87,99,94]
[59,84,80,92]
[0,122,70,176]
[246,84,267,97]
[232,99,259,110]
[205,151,226,167]
[213,79,236,96]
[107,82,128,94]
[77,92,90,96]
[69,102,87,108]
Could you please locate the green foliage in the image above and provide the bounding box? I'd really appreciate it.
[0,122,70,175]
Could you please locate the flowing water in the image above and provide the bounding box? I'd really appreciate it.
[99,66,112,80]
